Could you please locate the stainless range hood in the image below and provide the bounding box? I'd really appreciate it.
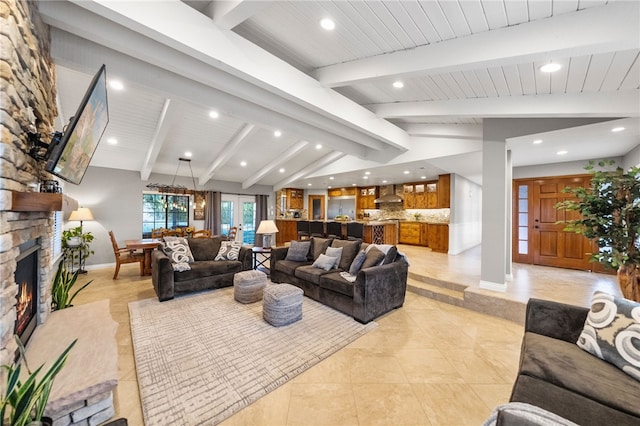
[374,185,403,203]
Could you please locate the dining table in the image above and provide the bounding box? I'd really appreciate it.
[125,238,161,276]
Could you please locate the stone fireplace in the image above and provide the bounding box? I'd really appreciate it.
[0,0,59,367]
[14,239,41,348]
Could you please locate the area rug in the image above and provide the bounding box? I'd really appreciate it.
[129,287,377,425]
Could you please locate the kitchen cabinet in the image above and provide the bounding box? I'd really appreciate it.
[428,224,449,253]
[437,174,451,208]
[284,188,304,210]
[403,184,414,209]
[328,187,356,197]
[404,182,432,209]
[275,220,298,246]
[399,222,421,245]
[356,186,378,217]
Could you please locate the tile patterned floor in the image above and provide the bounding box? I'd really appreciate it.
[73,244,618,425]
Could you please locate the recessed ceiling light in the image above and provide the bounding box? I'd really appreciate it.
[279,168,285,173]
[274,130,282,137]
[392,81,404,89]
[107,137,118,145]
[307,183,312,186]
[363,176,368,179]
[612,126,625,132]
[557,150,568,155]
[352,183,357,186]
[328,186,332,189]
[184,151,193,157]
[320,18,335,31]
[382,180,388,183]
[209,110,219,119]
[240,161,247,166]
[109,80,124,91]
[315,144,322,149]
[403,170,410,175]
[420,176,426,179]
[540,63,561,73]
[365,171,371,175]
[329,176,334,180]
[533,139,543,144]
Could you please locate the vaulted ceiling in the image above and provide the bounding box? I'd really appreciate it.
[39,0,640,190]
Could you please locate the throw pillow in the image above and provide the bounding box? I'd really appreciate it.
[325,246,343,269]
[576,291,640,381]
[381,246,398,265]
[348,250,367,275]
[215,240,242,261]
[361,246,385,269]
[312,253,337,271]
[330,239,361,270]
[161,237,194,264]
[285,240,311,262]
[309,237,333,261]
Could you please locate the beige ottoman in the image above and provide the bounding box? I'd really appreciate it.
[263,283,303,326]
[233,270,268,303]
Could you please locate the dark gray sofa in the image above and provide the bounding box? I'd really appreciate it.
[270,237,408,323]
[510,298,640,425]
[151,236,252,301]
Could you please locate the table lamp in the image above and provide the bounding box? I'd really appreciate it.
[68,207,94,273]
[256,220,279,248]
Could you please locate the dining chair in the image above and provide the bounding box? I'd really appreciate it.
[192,229,212,238]
[151,228,166,239]
[163,229,183,237]
[227,227,238,241]
[109,230,144,279]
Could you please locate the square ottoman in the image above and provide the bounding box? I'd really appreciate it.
[234,270,268,304]
[263,283,303,326]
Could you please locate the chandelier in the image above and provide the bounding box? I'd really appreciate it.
[146,158,206,207]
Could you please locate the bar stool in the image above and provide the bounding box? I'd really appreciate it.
[326,221,342,239]
[309,221,325,238]
[346,222,364,241]
[296,220,310,240]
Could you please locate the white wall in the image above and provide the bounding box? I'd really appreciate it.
[63,166,273,267]
[623,145,640,170]
[513,157,624,179]
[448,173,482,255]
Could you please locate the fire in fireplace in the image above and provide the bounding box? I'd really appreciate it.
[15,240,39,347]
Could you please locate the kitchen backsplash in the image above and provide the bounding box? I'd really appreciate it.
[364,207,450,223]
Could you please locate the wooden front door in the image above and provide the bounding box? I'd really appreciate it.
[514,176,593,270]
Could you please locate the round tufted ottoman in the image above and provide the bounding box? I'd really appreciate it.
[233,270,268,304]
[263,283,304,326]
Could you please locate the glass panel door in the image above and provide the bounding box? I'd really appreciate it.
[221,194,256,245]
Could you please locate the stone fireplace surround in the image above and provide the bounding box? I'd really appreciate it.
[1,2,119,425]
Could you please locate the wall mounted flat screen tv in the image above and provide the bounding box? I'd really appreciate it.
[46,64,109,185]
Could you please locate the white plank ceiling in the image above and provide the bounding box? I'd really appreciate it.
[41,0,639,189]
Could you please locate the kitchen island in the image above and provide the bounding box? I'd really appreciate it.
[275,219,398,246]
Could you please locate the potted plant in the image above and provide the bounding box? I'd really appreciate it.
[62,227,94,273]
[51,261,93,311]
[1,337,77,426]
[556,160,640,301]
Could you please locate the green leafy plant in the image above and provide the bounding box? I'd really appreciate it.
[51,261,93,310]
[62,226,94,263]
[1,337,77,426]
[556,160,640,301]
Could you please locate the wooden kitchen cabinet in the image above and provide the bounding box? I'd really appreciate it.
[428,224,449,253]
[275,220,298,246]
[419,223,429,246]
[328,187,356,197]
[356,186,378,216]
[399,222,421,245]
[284,188,304,210]
[437,174,451,208]
[403,184,415,209]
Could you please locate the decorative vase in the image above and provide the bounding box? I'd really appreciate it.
[617,263,640,302]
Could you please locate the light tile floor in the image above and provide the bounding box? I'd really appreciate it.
[73,244,618,425]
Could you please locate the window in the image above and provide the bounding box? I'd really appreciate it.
[142,194,189,238]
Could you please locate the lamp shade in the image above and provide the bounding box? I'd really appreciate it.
[256,220,279,234]
[69,207,94,222]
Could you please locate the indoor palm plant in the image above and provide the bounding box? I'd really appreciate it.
[51,261,93,310]
[556,160,640,301]
[1,337,77,426]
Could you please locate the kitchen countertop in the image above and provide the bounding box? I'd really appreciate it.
[276,218,449,225]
